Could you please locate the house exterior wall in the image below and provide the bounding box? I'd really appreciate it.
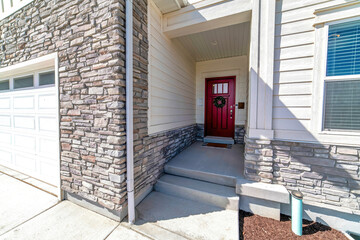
[148,1,196,135]
[273,0,360,145]
[0,0,128,218]
[0,0,197,220]
[133,0,198,199]
[245,136,360,212]
[245,0,360,214]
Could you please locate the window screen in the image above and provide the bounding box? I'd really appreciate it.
[0,80,9,91]
[14,75,33,89]
[39,71,55,86]
[326,20,360,76]
[324,80,360,130]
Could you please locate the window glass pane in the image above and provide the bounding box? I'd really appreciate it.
[327,20,360,76]
[218,83,223,94]
[39,71,55,86]
[0,80,9,91]
[324,80,360,130]
[213,84,217,94]
[223,83,228,93]
[14,75,33,89]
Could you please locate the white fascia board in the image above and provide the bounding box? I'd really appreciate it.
[0,0,34,21]
[163,0,252,38]
[0,53,57,79]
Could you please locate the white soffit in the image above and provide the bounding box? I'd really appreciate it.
[174,22,250,62]
[152,0,188,14]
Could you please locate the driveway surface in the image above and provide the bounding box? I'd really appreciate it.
[0,173,149,240]
[0,173,58,236]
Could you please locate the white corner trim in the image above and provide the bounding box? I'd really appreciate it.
[248,0,276,133]
[247,128,274,140]
[125,0,135,225]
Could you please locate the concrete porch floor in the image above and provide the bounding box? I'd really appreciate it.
[165,141,244,186]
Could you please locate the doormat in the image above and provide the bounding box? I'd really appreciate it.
[203,143,232,149]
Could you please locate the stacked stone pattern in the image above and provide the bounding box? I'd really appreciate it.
[0,0,128,212]
[245,136,360,212]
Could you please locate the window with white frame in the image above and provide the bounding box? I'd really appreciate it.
[0,0,34,20]
[323,19,360,131]
[0,70,55,92]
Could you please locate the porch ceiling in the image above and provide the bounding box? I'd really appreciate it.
[174,22,250,62]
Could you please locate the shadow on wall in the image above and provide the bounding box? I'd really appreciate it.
[244,0,360,213]
[245,66,360,212]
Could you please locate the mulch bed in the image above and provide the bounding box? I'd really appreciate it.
[239,210,347,240]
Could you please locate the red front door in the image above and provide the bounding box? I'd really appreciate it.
[205,76,235,138]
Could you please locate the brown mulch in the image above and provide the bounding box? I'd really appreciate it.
[239,210,347,240]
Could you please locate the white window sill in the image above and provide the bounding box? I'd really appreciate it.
[319,130,360,137]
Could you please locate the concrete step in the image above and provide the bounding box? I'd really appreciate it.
[236,178,289,204]
[204,136,234,145]
[136,192,239,240]
[155,174,239,210]
[164,164,237,187]
[236,178,290,220]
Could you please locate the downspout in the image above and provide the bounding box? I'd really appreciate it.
[125,0,135,224]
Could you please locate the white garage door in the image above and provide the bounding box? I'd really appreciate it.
[0,71,59,186]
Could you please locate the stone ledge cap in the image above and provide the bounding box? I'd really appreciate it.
[236,178,290,204]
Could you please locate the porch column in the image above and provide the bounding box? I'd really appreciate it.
[247,0,276,140]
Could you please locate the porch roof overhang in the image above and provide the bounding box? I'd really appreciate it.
[161,0,252,39]
[152,0,189,14]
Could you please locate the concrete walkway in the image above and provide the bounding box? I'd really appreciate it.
[0,165,58,196]
[0,173,58,236]
[133,191,239,240]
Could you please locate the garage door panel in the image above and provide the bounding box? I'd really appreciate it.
[14,135,36,151]
[39,137,57,155]
[38,94,56,109]
[0,115,11,127]
[0,98,11,109]
[0,149,12,164]
[39,117,56,132]
[13,96,35,109]
[0,132,12,144]
[14,116,35,130]
[38,158,57,185]
[14,154,36,172]
[0,82,58,187]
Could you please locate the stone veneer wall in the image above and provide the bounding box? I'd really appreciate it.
[0,0,128,214]
[130,0,199,197]
[245,136,360,212]
[134,125,197,194]
[196,123,245,144]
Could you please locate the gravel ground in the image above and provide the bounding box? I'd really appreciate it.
[239,210,348,240]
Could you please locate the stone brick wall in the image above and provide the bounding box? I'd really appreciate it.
[134,125,197,194]
[130,0,199,197]
[234,125,245,144]
[245,136,360,211]
[0,0,128,214]
[196,124,205,141]
[1,0,199,218]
